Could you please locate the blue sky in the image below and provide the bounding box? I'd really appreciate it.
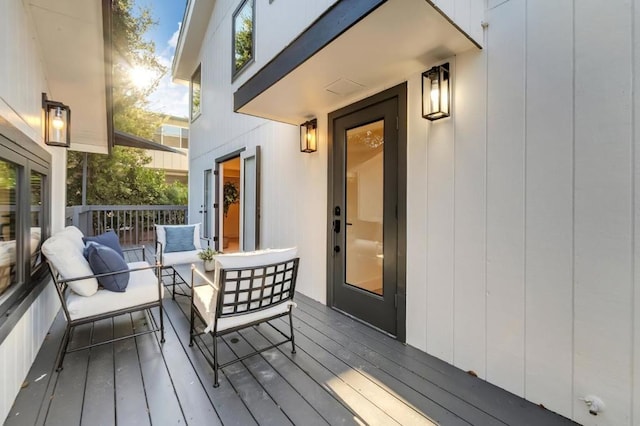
[134,0,189,118]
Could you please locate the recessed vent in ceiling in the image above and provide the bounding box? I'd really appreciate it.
[324,78,365,96]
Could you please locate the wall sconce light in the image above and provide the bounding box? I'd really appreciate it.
[42,92,71,147]
[422,63,450,121]
[300,119,317,153]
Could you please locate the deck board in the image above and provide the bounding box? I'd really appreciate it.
[5,256,577,426]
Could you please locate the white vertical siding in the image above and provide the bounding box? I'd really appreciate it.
[0,0,46,141]
[524,0,573,417]
[573,1,633,425]
[405,75,429,350]
[485,0,526,396]
[431,0,483,46]
[452,49,487,379]
[633,2,640,425]
[426,59,456,363]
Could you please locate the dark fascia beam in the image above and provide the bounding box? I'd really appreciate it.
[233,0,386,112]
[102,0,114,154]
[114,130,186,155]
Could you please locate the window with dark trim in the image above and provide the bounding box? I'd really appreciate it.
[191,65,201,120]
[232,0,255,79]
[0,132,51,322]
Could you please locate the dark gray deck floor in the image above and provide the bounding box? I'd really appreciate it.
[5,250,577,425]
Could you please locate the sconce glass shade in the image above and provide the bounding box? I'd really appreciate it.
[422,63,450,121]
[42,93,71,147]
[300,119,318,153]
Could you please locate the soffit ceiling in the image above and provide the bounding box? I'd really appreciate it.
[172,0,216,82]
[235,0,481,125]
[27,0,109,153]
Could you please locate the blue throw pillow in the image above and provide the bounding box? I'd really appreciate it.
[85,242,130,292]
[164,226,196,253]
[83,231,124,259]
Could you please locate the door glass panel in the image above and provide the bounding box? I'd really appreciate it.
[345,120,384,295]
[203,169,212,238]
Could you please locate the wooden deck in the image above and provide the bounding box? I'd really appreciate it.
[5,250,576,425]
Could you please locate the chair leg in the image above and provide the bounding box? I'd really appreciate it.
[213,334,220,388]
[159,304,166,344]
[289,310,296,354]
[189,303,196,347]
[172,268,176,300]
[55,324,71,372]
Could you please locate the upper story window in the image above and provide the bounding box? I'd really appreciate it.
[154,124,190,149]
[191,65,201,120]
[232,0,255,79]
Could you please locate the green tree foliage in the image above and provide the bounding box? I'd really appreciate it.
[112,0,166,138]
[66,1,188,207]
[234,5,253,72]
[67,148,187,206]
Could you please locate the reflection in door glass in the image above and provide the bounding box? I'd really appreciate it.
[345,120,384,296]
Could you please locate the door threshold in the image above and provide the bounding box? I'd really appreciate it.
[330,306,398,340]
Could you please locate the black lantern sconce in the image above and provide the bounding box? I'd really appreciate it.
[42,92,71,147]
[300,119,317,153]
[422,63,450,121]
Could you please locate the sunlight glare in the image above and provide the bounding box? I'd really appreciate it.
[129,66,156,89]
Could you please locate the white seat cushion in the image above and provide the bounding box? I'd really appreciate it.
[162,250,202,267]
[65,262,163,320]
[193,283,294,332]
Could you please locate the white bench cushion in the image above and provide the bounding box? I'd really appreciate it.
[162,250,202,267]
[193,283,294,332]
[65,262,162,320]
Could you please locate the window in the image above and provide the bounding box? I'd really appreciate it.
[0,133,50,321]
[232,0,255,79]
[30,171,44,269]
[191,65,201,120]
[0,160,18,301]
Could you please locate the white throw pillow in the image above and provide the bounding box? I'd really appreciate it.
[155,224,202,252]
[42,232,98,297]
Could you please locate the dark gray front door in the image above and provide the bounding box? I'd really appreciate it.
[329,89,402,336]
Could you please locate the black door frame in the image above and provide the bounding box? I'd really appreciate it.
[327,82,407,342]
[214,148,245,252]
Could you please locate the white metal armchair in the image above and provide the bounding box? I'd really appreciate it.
[155,223,205,297]
[188,248,299,387]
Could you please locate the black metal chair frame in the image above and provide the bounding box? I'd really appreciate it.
[46,246,165,371]
[189,257,300,387]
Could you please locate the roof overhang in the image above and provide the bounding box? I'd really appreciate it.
[114,130,186,155]
[26,0,112,153]
[172,0,216,82]
[234,0,481,125]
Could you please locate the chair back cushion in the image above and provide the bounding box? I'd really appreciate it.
[164,226,196,253]
[197,247,298,333]
[83,231,124,259]
[155,224,202,253]
[84,242,130,292]
[42,227,98,297]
